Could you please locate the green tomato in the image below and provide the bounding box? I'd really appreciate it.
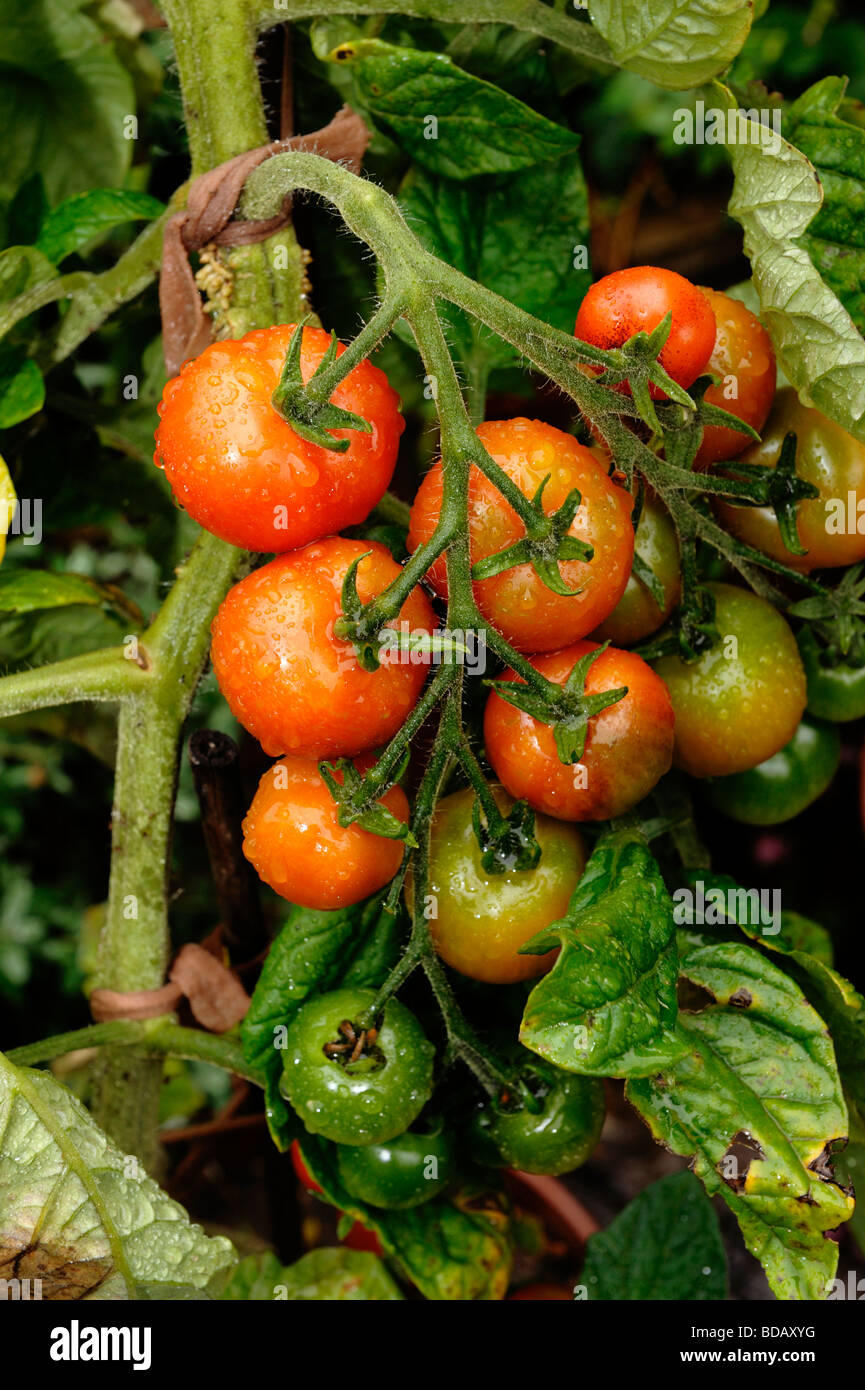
[797,627,865,723]
[336,1126,455,1209]
[468,1059,605,1176]
[653,582,807,778]
[704,716,840,825]
[593,491,680,646]
[280,988,435,1146]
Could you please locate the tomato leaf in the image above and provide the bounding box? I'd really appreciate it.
[240,895,403,1149]
[0,350,44,430]
[34,189,165,265]
[0,0,135,203]
[719,83,865,441]
[519,829,688,1076]
[589,0,754,90]
[0,570,105,613]
[296,1136,512,1301]
[581,1170,727,1300]
[396,152,591,374]
[215,1248,403,1301]
[627,937,853,1301]
[330,39,579,178]
[0,1053,236,1298]
[785,77,865,337]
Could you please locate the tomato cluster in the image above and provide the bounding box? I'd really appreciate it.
[152,272,865,1196]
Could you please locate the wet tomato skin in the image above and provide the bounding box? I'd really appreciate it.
[574,266,716,397]
[280,988,435,1146]
[693,289,776,466]
[210,537,436,759]
[154,324,404,552]
[713,387,865,570]
[242,755,408,910]
[419,786,588,985]
[797,627,865,723]
[468,1060,605,1176]
[406,418,633,653]
[336,1128,455,1209]
[653,582,807,778]
[704,715,840,825]
[484,641,675,822]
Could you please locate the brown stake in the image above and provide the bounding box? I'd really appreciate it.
[188,729,268,956]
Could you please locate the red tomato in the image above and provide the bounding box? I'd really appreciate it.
[407,418,633,653]
[484,641,675,821]
[575,266,716,397]
[242,754,408,910]
[154,324,403,552]
[211,537,436,758]
[693,289,776,467]
[341,1222,384,1256]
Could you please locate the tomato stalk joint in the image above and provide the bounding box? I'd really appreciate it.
[270,318,373,452]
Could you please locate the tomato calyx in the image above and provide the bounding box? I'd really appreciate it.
[271,319,373,452]
[655,375,762,471]
[789,563,865,661]
[488,640,627,765]
[322,1016,385,1070]
[720,431,819,557]
[470,474,594,598]
[470,794,541,875]
[585,312,695,430]
[319,754,416,844]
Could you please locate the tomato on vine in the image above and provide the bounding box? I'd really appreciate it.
[653,582,807,778]
[468,1059,605,1176]
[280,988,435,1146]
[704,715,840,825]
[484,641,675,821]
[713,387,865,570]
[336,1126,455,1209]
[797,627,865,722]
[242,754,408,910]
[592,490,680,645]
[692,289,776,467]
[154,323,404,552]
[574,266,716,395]
[211,537,436,758]
[407,418,634,653]
[418,786,587,985]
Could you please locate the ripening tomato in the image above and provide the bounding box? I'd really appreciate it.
[713,387,865,570]
[692,289,776,466]
[154,324,404,552]
[653,583,807,778]
[210,537,437,758]
[592,491,680,646]
[484,642,675,821]
[574,266,716,397]
[242,755,408,910]
[417,786,588,985]
[407,418,633,653]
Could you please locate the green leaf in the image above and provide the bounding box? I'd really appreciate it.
[0,351,44,429]
[0,246,58,304]
[297,1137,512,1301]
[0,570,105,613]
[0,0,135,204]
[35,189,165,265]
[719,83,865,441]
[397,153,590,373]
[581,1170,727,1300]
[0,604,126,674]
[0,1053,236,1298]
[217,1248,403,1301]
[519,829,687,1076]
[627,937,853,1301]
[785,77,865,337]
[589,0,753,90]
[240,895,403,1149]
[331,39,579,178]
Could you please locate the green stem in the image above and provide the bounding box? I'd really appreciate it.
[7,1021,147,1067]
[0,645,146,719]
[144,1022,265,1087]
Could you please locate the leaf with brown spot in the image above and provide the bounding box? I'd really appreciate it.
[0,1052,236,1300]
[627,938,852,1301]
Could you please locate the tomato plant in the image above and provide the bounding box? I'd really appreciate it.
[2,0,865,1320]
